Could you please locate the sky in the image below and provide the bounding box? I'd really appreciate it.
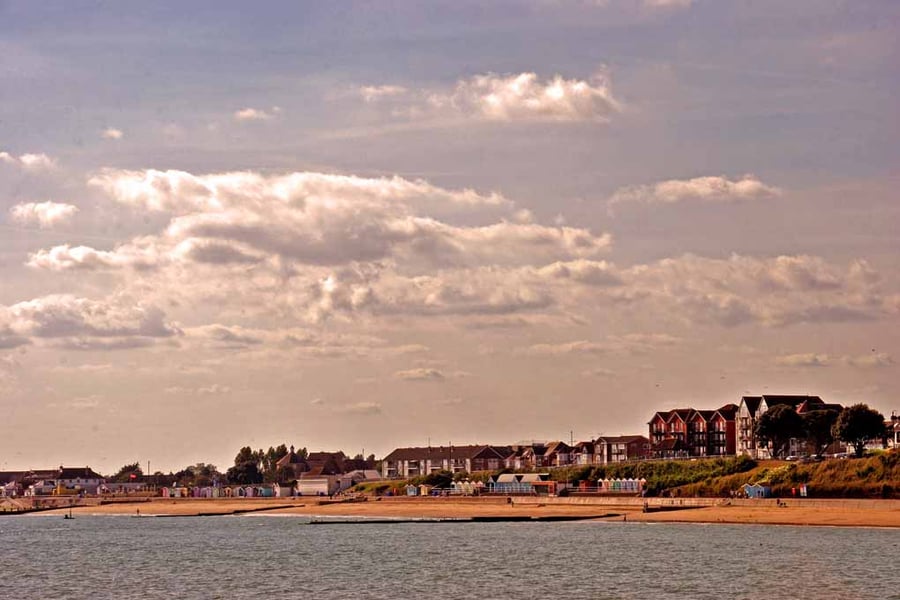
[1,0,898,474]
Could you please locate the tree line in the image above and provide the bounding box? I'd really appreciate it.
[755,403,888,459]
[108,443,375,486]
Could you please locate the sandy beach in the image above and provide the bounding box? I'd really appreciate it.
[26,496,900,528]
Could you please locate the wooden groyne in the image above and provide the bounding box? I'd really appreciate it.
[307,513,621,525]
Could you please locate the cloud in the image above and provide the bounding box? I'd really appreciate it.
[1,295,180,350]
[27,241,160,271]
[520,333,679,357]
[608,175,780,212]
[102,128,123,140]
[68,395,102,409]
[774,353,831,368]
[394,368,446,382]
[165,384,232,395]
[233,106,281,121]
[360,85,408,102]
[0,151,56,169]
[538,259,621,286]
[340,401,382,415]
[617,254,887,328]
[364,71,620,123]
[643,0,691,7]
[581,367,617,378]
[845,352,893,368]
[10,202,78,228]
[775,352,893,368]
[56,168,613,323]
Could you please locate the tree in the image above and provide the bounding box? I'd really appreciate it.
[275,465,296,484]
[262,444,290,482]
[803,409,839,454]
[178,463,222,486]
[234,446,257,467]
[226,461,263,485]
[833,404,886,458]
[755,404,804,458]
[110,462,143,483]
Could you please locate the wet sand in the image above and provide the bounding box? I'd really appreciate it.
[29,497,900,527]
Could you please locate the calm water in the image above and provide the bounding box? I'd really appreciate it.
[3,516,899,599]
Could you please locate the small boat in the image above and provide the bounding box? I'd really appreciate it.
[63,506,74,519]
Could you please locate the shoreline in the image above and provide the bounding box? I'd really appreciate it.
[20,496,900,528]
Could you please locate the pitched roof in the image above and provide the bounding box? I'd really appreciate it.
[382,445,498,462]
[573,441,595,453]
[741,396,763,415]
[543,441,571,455]
[716,404,738,419]
[58,467,103,480]
[667,409,692,423]
[598,435,648,444]
[762,394,823,408]
[693,409,716,421]
[653,438,684,451]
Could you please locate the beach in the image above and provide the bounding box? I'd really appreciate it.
[27,496,900,528]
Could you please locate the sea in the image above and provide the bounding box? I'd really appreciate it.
[3,516,898,599]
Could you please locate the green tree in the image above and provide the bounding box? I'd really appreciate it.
[833,404,887,458]
[180,463,222,486]
[226,461,263,484]
[234,446,257,467]
[755,404,804,458]
[275,465,296,484]
[803,409,839,454]
[110,462,143,483]
[423,470,453,489]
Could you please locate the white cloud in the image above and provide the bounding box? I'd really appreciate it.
[1,295,180,349]
[845,352,893,368]
[60,168,612,324]
[775,352,893,368]
[10,202,78,228]
[617,254,886,328]
[233,106,281,121]
[520,333,679,357]
[365,71,621,123]
[102,128,124,140]
[581,367,617,378]
[0,151,56,170]
[538,259,621,286]
[165,384,231,395]
[360,85,408,102]
[340,401,382,415]
[643,0,691,8]
[774,353,831,368]
[394,368,446,382]
[27,241,161,271]
[608,175,780,211]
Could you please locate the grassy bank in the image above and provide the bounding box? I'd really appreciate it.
[675,451,900,498]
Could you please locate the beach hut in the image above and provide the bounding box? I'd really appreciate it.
[274,483,294,497]
[405,484,418,496]
[742,483,772,498]
[297,476,336,496]
[491,473,520,494]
